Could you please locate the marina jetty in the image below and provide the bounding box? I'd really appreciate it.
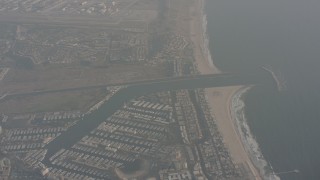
[261,66,287,91]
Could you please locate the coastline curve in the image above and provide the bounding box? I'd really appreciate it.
[231,86,280,180]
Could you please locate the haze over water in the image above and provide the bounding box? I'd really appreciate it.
[205,0,320,179]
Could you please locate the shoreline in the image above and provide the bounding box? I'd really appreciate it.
[231,87,280,180]
[189,0,275,179]
[189,0,220,75]
[204,86,262,180]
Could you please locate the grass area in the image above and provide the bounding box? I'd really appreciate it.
[0,88,107,114]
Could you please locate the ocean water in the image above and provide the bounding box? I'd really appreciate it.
[205,0,320,179]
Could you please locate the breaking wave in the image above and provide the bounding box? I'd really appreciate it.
[231,87,280,180]
[201,0,215,68]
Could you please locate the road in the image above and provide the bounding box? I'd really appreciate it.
[0,12,119,27]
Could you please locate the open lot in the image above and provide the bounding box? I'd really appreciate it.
[0,62,168,94]
[0,88,107,114]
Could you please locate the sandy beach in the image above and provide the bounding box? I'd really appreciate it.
[188,0,262,179]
